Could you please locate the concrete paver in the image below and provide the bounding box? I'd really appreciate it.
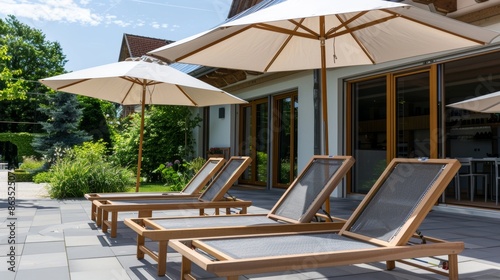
[1,170,500,279]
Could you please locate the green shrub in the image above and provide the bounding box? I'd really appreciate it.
[33,171,52,183]
[19,156,47,178]
[9,170,32,182]
[256,151,268,182]
[19,156,45,170]
[45,141,135,198]
[153,157,206,191]
[187,157,206,174]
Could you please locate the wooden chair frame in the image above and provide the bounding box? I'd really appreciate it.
[85,158,225,220]
[168,158,464,280]
[93,156,252,238]
[125,155,355,275]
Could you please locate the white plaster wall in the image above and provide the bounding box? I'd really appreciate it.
[208,104,233,150]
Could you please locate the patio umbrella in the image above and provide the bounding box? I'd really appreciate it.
[447,91,500,113]
[40,56,247,192]
[149,0,499,154]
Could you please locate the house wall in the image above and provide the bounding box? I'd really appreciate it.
[208,104,233,150]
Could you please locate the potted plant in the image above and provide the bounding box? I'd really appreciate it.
[207,147,224,158]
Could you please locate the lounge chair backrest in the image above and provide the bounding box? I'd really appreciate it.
[341,158,460,247]
[268,156,355,224]
[198,156,252,202]
[180,158,226,194]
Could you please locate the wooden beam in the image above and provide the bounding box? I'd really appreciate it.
[412,0,457,13]
[451,3,500,23]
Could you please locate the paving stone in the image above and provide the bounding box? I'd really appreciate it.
[21,241,65,255]
[67,245,115,260]
[18,252,67,270]
[15,266,70,280]
[65,235,106,247]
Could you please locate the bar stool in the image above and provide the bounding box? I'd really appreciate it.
[455,158,488,202]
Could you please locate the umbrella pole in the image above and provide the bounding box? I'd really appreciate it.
[135,85,146,192]
[320,16,329,156]
[320,16,330,213]
[321,67,329,155]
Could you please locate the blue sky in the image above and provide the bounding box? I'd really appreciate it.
[0,0,232,71]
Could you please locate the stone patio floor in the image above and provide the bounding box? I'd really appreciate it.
[1,170,500,280]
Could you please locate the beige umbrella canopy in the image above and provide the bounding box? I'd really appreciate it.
[447,91,500,113]
[149,0,499,154]
[40,56,247,192]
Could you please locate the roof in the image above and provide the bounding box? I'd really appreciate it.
[118,34,174,62]
[227,0,264,18]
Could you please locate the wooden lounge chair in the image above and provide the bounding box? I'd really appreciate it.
[125,155,355,276]
[169,158,464,280]
[93,156,252,238]
[85,158,226,221]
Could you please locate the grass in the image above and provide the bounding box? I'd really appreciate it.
[126,183,173,192]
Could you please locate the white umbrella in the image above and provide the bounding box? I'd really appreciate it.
[447,91,500,113]
[149,0,499,154]
[40,56,247,192]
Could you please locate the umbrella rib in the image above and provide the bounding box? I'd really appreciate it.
[176,25,254,62]
[326,11,368,37]
[263,19,305,72]
[383,9,489,45]
[119,77,163,104]
[120,82,137,104]
[480,102,500,112]
[255,22,318,40]
[175,85,199,106]
[56,78,91,91]
[331,14,378,64]
[122,76,156,85]
[328,13,399,39]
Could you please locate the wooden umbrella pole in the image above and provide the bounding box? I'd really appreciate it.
[320,16,330,213]
[320,16,329,156]
[135,84,147,192]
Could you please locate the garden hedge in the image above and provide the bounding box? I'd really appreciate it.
[0,132,40,159]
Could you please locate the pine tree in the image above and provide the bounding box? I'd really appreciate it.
[32,92,91,162]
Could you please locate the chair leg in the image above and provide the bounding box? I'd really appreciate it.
[471,175,488,202]
[485,176,488,202]
[495,178,499,205]
[157,240,168,276]
[448,254,459,280]
[470,177,475,202]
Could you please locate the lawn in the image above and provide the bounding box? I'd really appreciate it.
[126,183,174,192]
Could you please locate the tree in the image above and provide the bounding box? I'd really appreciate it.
[32,92,91,162]
[0,45,28,100]
[77,96,113,149]
[0,15,66,133]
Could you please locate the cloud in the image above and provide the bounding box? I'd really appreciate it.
[0,0,102,26]
[0,0,230,30]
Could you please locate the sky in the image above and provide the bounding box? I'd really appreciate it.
[0,0,233,71]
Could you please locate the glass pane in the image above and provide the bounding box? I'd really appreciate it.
[240,106,252,180]
[277,97,292,184]
[255,102,268,182]
[396,72,430,158]
[293,96,298,179]
[351,77,387,194]
[444,52,500,158]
